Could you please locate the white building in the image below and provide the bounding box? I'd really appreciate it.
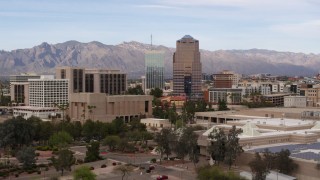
[12,106,60,120]
[141,118,171,129]
[284,96,307,108]
[29,76,69,107]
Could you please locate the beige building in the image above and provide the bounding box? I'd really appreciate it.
[300,86,320,107]
[141,118,171,129]
[284,96,307,108]
[69,93,153,123]
[173,35,202,100]
[56,67,127,95]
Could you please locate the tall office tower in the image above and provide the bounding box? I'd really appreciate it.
[56,67,85,94]
[29,75,69,107]
[56,67,127,95]
[145,51,164,90]
[173,35,202,100]
[10,75,41,105]
[84,69,127,95]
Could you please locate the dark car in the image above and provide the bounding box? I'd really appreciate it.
[157,175,169,180]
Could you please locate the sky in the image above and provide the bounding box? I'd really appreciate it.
[1,0,320,53]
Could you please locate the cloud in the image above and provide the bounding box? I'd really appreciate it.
[271,20,320,38]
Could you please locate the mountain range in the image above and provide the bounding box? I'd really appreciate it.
[0,41,319,78]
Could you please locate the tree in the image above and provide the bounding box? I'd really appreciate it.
[0,116,35,150]
[181,100,196,123]
[126,85,144,95]
[51,149,75,176]
[16,146,36,169]
[195,100,208,112]
[218,98,229,111]
[275,149,298,175]
[168,103,178,127]
[174,127,199,165]
[197,165,246,180]
[207,128,226,166]
[113,165,134,180]
[102,135,121,151]
[150,88,163,98]
[82,120,97,141]
[85,141,102,162]
[249,152,269,180]
[154,128,176,162]
[263,149,277,170]
[49,131,73,149]
[224,126,243,169]
[53,102,69,121]
[73,166,96,180]
[38,121,55,143]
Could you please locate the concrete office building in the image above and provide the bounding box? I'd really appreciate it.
[69,93,153,122]
[208,88,242,104]
[284,96,307,108]
[56,67,127,95]
[173,35,202,100]
[213,70,240,88]
[145,51,164,90]
[10,75,41,105]
[28,75,69,107]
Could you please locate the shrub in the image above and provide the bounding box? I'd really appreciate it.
[15,174,19,177]
[89,167,94,170]
[101,164,107,168]
[169,157,175,161]
[35,153,40,156]
[37,171,41,174]
[112,162,117,166]
[150,158,157,163]
[76,159,84,164]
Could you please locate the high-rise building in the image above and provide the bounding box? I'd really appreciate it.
[173,35,202,99]
[145,51,164,90]
[10,75,41,105]
[28,75,69,107]
[56,67,126,95]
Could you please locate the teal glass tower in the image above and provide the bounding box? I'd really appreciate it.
[145,51,165,89]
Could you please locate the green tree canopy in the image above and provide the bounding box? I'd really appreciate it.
[51,149,75,176]
[0,116,35,149]
[49,131,73,149]
[154,128,176,161]
[150,88,163,98]
[126,85,144,95]
[249,152,269,180]
[208,128,227,166]
[73,166,97,180]
[225,126,243,169]
[16,146,36,169]
[218,98,229,111]
[102,135,121,151]
[85,141,102,162]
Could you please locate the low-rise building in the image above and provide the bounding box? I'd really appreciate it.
[284,96,307,108]
[141,118,171,129]
[263,93,290,106]
[69,93,153,123]
[12,106,59,120]
[208,88,242,104]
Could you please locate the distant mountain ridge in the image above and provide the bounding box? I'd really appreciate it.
[0,41,319,78]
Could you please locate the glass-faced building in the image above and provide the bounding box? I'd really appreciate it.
[145,51,164,89]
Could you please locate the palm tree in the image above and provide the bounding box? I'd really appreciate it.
[53,102,69,121]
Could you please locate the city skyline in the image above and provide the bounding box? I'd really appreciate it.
[1,0,320,53]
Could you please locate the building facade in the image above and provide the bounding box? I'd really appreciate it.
[10,75,41,105]
[56,67,126,95]
[69,93,153,122]
[145,51,164,90]
[284,96,307,108]
[28,76,69,107]
[173,35,202,99]
[173,35,202,100]
[208,88,242,104]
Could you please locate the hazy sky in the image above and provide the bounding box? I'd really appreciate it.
[1,0,320,53]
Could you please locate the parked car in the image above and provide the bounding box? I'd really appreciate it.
[146,169,151,173]
[157,175,169,180]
